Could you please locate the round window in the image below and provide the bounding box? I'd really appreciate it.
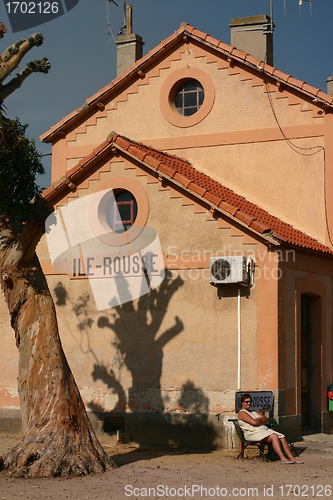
[173,80,204,116]
[89,176,149,247]
[160,67,215,128]
[103,190,138,233]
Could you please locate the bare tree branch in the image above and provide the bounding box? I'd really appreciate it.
[0,58,50,101]
[0,27,50,103]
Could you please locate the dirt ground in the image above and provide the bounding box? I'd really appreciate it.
[0,436,332,499]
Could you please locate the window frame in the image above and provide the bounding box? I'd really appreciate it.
[159,67,215,128]
[174,79,205,117]
[106,190,138,233]
[89,176,149,247]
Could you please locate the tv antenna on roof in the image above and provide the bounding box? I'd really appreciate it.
[106,0,132,45]
[123,0,127,33]
[106,0,119,46]
[263,0,274,34]
[298,0,312,16]
[113,0,127,36]
[283,0,312,16]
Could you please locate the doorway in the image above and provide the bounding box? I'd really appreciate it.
[300,293,322,432]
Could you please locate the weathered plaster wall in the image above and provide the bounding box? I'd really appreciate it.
[256,247,279,391]
[0,157,261,422]
[52,159,259,415]
[2,154,333,438]
[52,43,327,243]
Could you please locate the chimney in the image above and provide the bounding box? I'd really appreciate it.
[115,5,144,76]
[230,15,273,66]
[326,77,333,96]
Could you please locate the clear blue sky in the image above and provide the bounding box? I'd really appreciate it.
[1,0,332,188]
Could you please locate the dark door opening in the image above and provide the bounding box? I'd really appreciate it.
[300,293,322,433]
[301,294,311,430]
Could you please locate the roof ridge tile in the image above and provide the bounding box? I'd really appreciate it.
[188,182,207,197]
[158,163,176,178]
[128,144,147,161]
[235,211,255,226]
[185,25,195,34]
[204,191,222,206]
[191,28,209,40]
[115,135,131,150]
[250,219,271,234]
[144,155,162,169]
[219,201,238,217]
[174,172,192,188]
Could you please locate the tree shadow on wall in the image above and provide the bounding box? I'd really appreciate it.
[95,270,184,413]
[53,271,219,452]
[53,272,184,413]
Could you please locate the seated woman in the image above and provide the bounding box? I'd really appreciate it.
[238,393,303,464]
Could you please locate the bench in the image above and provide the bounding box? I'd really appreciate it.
[266,417,303,456]
[229,417,303,460]
[228,419,269,460]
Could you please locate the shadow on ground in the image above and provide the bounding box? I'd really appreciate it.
[109,446,217,467]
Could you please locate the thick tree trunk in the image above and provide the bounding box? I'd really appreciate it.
[0,215,114,477]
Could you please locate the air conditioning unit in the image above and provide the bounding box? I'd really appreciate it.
[210,256,251,286]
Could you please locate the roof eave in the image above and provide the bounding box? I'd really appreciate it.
[40,25,188,144]
[42,132,333,257]
[41,22,333,143]
[42,135,282,248]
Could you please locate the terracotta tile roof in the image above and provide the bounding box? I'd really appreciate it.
[40,23,333,142]
[43,133,333,257]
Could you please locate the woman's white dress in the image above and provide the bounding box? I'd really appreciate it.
[238,409,285,441]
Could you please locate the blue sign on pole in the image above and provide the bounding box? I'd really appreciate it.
[235,391,274,413]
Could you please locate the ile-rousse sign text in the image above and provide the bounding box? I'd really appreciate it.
[46,189,165,311]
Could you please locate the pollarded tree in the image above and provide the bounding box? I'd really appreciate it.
[0,22,50,101]
[0,24,113,477]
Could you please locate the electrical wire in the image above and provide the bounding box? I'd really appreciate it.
[262,58,333,246]
[106,0,117,46]
[263,65,324,156]
[322,148,333,246]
